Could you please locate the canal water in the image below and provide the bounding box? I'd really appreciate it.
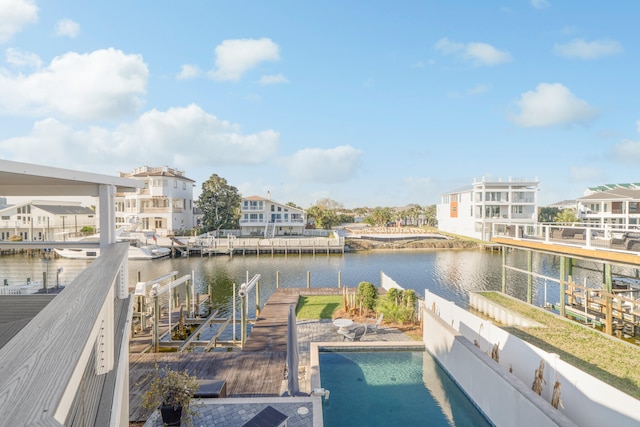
[1,248,604,317]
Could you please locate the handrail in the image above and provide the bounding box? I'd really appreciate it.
[492,222,640,257]
[0,242,129,426]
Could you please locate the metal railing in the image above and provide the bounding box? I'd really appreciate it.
[492,222,640,254]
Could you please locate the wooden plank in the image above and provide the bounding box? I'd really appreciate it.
[0,242,129,426]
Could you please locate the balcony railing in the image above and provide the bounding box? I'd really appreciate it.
[491,222,640,254]
[0,242,131,426]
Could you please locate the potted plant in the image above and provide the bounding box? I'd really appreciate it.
[141,364,199,426]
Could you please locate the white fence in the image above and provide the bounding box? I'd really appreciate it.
[423,290,640,427]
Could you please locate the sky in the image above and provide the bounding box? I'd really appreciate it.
[1,1,639,209]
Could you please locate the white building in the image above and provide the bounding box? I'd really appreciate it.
[0,200,96,241]
[577,187,640,228]
[116,166,195,236]
[437,177,539,241]
[240,195,306,237]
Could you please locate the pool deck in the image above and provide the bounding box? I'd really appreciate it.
[139,315,417,426]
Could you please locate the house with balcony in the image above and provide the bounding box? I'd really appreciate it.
[577,186,640,228]
[0,200,96,241]
[240,195,306,238]
[116,166,196,236]
[436,177,539,241]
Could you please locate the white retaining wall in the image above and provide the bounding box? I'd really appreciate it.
[424,290,640,427]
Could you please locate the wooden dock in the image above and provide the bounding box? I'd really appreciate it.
[129,287,345,422]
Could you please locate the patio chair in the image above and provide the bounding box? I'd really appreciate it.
[340,325,366,341]
[366,313,384,334]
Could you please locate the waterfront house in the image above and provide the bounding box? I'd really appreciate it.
[437,176,539,241]
[240,194,306,237]
[116,166,196,236]
[577,186,640,228]
[0,200,96,241]
[0,159,142,426]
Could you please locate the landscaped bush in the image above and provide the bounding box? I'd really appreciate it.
[376,288,418,324]
[357,281,378,313]
[80,226,94,234]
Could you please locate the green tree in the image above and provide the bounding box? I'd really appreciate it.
[307,205,340,229]
[423,205,437,227]
[554,208,579,223]
[197,174,241,232]
[538,207,560,223]
[357,281,378,315]
[365,207,393,226]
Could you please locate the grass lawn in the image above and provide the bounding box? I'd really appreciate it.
[296,295,342,319]
[478,291,640,399]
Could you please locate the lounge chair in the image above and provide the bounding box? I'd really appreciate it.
[366,313,384,334]
[340,325,366,341]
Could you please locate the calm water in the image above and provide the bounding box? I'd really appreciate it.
[0,248,623,317]
[319,350,492,427]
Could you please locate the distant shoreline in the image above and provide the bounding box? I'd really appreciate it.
[345,237,481,251]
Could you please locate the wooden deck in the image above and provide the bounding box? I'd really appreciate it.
[129,287,346,422]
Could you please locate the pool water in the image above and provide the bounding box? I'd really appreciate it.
[319,350,492,427]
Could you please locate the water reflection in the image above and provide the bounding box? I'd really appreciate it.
[2,249,634,318]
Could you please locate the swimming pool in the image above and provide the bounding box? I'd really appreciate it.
[319,349,492,427]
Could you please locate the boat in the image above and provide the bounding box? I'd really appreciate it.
[54,243,171,260]
[0,279,43,295]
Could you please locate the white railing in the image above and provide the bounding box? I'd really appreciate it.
[491,222,640,254]
[0,281,41,295]
[0,242,130,426]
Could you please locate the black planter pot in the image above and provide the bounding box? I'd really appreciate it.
[160,404,182,426]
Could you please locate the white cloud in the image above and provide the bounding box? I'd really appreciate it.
[209,38,280,81]
[467,84,489,96]
[177,64,201,80]
[259,74,288,85]
[0,48,148,120]
[55,18,80,38]
[0,104,280,170]
[531,0,550,9]
[286,146,362,183]
[554,38,622,59]
[434,38,511,66]
[509,83,598,127]
[0,0,38,43]
[5,47,42,69]
[569,166,603,182]
[611,140,640,164]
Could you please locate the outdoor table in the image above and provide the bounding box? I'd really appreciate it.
[333,318,354,334]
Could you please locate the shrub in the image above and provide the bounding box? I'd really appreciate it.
[376,288,418,324]
[80,226,94,234]
[357,281,378,312]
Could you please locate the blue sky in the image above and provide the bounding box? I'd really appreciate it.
[1,1,639,208]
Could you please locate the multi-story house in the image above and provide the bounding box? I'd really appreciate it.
[437,177,539,241]
[0,200,96,241]
[240,195,306,237]
[116,166,195,236]
[577,185,640,228]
